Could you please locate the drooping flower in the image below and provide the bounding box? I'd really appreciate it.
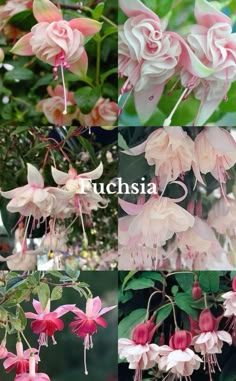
[118,0,212,122]
[158,330,202,380]
[222,277,236,336]
[14,355,50,381]
[37,85,79,126]
[124,127,204,189]
[180,0,236,125]
[70,296,117,375]
[118,317,160,381]
[11,0,102,114]
[79,97,118,127]
[195,127,236,197]
[4,342,39,374]
[25,299,75,347]
[192,309,232,377]
[192,280,202,300]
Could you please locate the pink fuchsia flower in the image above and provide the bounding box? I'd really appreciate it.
[37,85,79,126]
[177,216,231,270]
[25,299,75,347]
[207,195,236,236]
[79,97,118,127]
[158,330,202,379]
[118,0,212,122]
[195,127,236,197]
[0,339,8,359]
[70,296,117,375]
[4,342,39,374]
[124,127,204,190]
[118,318,160,381]
[222,277,236,338]
[119,182,194,268]
[11,0,102,114]
[192,309,232,376]
[180,0,236,125]
[14,355,50,381]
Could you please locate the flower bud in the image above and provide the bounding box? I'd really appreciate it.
[169,330,192,350]
[131,318,157,345]
[192,281,202,300]
[0,48,4,64]
[232,276,236,292]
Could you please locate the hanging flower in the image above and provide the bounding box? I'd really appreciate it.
[70,296,117,375]
[25,299,75,347]
[14,355,50,381]
[222,277,236,338]
[4,342,39,374]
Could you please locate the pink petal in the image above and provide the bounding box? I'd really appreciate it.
[69,18,102,36]
[195,0,231,28]
[205,127,236,153]
[33,0,62,23]
[94,316,107,328]
[33,299,43,314]
[53,304,75,318]
[3,357,18,369]
[134,84,165,123]
[195,97,223,126]
[82,162,103,180]
[1,185,29,199]
[119,0,159,19]
[69,50,88,77]
[27,164,44,188]
[11,33,33,56]
[86,297,102,316]
[51,166,72,185]
[99,305,117,316]
[72,308,87,320]
[25,312,41,320]
[119,198,144,216]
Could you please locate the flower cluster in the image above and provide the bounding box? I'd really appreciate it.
[118,0,236,125]
[0,162,107,269]
[119,126,236,270]
[119,273,236,381]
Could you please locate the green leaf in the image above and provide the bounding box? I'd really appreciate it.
[38,283,50,310]
[101,68,118,83]
[51,286,63,301]
[65,270,80,280]
[74,86,101,114]
[141,272,163,283]
[175,293,198,319]
[17,305,27,330]
[118,133,129,150]
[122,271,137,291]
[11,127,29,135]
[156,303,172,323]
[6,277,26,291]
[124,277,154,291]
[92,2,104,19]
[103,26,117,38]
[118,309,146,338]
[171,285,179,296]
[175,272,194,293]
[4,68,34,82]
[118,289,133,304]
[8,9,37,31]
[199,271,220,293]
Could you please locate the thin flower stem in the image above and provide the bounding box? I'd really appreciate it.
[20,331,32,350]
[146,290,162,320]
[204,293,208,309]
[65,215,79,233]
[96,37,101,86]
[100,15,117,27]
[165,294,179,330]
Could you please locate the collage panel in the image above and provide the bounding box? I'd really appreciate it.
[0,126,118,271]
[118,270,236,381]
[118,127,236,271]
[0,270,118,381]
[118,0,236,127]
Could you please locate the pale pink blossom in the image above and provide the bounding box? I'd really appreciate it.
[158,330,202,379]
[124,127,203,189]
[4,342,39,374]
[25,299,75,347]
[208,196,236,236]
[70,297,117,375]
[180,0,236,125]
[118,0,212,122]
[79,98,118,127]
[195,127,236,195]
[37,85,79,126]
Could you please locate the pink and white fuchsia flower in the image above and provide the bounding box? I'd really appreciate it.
[118,0,212,122]
[25,299,75,347]
[4,342,39,374]
[222,277,236,339]
[192,309,232,377]
[118,318,160,381]
[11,0,102,114]
[158,330,202,380]
[70,297,117,375]
[181,0,236,125]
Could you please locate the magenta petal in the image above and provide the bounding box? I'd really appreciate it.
[33,0,62,23]
[94,316,107,328]
[134,84,165,123]
[119,0,158,19]
[69,18,102,36]
[119,198,144,216]
[11,33,33,56]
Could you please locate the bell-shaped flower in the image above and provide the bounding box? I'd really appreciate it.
[4,342,39,374]
[70,296,116,375]
[14,355,50,381]
[180,0,236,125]
[25,299,75,347]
